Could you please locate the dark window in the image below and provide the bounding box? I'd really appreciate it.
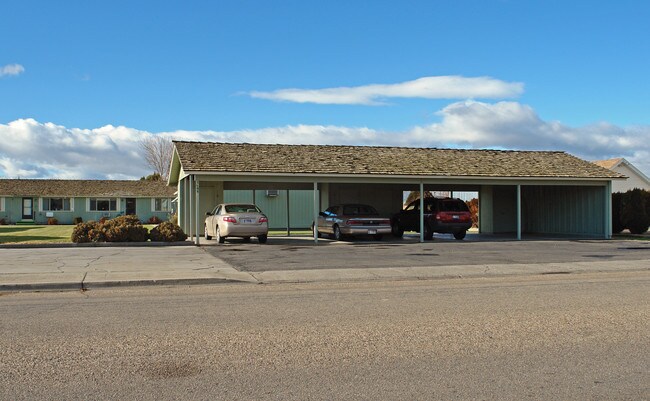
[439,200,469,212]
[225,204,260,213]
[343,205,379,216]
[43,197,71,211]
[90,198,118,212]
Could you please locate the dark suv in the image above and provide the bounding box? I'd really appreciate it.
[391,197,472,240]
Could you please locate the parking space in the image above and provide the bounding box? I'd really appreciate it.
[202,235,650,273]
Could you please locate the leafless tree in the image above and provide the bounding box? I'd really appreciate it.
[140,136,173,180]
[404,190,434,206]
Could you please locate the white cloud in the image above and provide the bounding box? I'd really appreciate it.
[0,64,25,77]
[248,76,524,105]
[1,103,649,180]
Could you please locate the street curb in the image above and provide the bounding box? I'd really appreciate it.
[0,241,194,249]
[0,277,256,292]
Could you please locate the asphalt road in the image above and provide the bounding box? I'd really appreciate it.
[1,271,648,400]
[206,237,650,272]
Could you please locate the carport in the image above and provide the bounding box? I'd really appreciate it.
[168,142,623,245]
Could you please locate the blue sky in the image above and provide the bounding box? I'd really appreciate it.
[1,0,650,179]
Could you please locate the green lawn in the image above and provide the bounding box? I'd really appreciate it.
[0,225,312,244]
[0,224,160,244]
[0,225,74,244]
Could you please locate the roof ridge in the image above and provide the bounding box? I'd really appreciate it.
[173,140,567,154]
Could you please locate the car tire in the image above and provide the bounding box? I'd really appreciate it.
[453,230,467,240]
[311,224,321,238]
[204,225,212,240]
[258,234,268,244]
[373,234,383,241]
[424,224,434,240]
[332,225,343,241]
[391,222,404,238]
[216,226,225,244]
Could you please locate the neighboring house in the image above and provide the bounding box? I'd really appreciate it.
[593,158,650,192]
[0,179,176,224]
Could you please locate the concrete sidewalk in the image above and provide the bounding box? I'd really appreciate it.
[1,243,649,291]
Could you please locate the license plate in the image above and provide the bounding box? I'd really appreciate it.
[240,218,254,224]
[368,229,377,234]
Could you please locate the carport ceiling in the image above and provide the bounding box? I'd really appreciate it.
[169,141,623,183]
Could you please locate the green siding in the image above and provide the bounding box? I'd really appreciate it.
[224,190,314,229]
[0,196,173,224]
[522,186,605,236]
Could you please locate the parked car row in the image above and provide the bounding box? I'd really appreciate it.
[204,198,472,244]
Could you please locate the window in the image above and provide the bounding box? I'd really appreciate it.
[89,198,118,212]
[224,204,260,213]
[42,197,72,211]
[152,198,172,212]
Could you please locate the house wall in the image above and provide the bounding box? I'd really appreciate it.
[224,190,315,229]
[611,164,650,192]
[492,186,518,233]
[522,185,605,236]
[328,183,404,217]
[0,196,173,224]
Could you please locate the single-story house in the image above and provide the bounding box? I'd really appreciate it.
[0,179,176,224]
[168,141,624,244]
[593,158,649,192]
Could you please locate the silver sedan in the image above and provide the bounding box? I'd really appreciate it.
[313,204,391,241]
[204,203,269,244]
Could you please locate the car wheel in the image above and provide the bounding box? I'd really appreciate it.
[204,225,212,240]
[258,234,268,244]
[453,230,467,240]
[332,225,343,241]
[423,224,434,240]
[373,234,383,241]
[311,224,321,238]
[391,222,404,238]
[216,226,225,244]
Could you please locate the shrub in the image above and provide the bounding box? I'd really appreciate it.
[621,188,650,234]
[149,221,188,242]
[71,221,105,243]
[99,216,109,224]
[71,215,149,243]
[169,214,178,225]
[73,217,83,225]
[148,215,163,224]
[611,192,624,234]
[0,218,6,225]
[47,217,58,225]
[102,215,148,242]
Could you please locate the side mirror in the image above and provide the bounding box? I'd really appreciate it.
[205,212,212,216]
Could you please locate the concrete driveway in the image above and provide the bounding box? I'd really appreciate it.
[203,234,650,273]
[1,235,648,291]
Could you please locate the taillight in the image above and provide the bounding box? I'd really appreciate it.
[435,213,442,220]
[222,216,236,223]
[259,217,268,223]
[346,219,363,225]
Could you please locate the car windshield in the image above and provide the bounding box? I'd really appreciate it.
[439,200,469,212]
[342,205,379,216]
[224,204,260,213]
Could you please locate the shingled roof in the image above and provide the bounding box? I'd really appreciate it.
[0,179,176,197]
[592,158,624,170]
[173,141,623,179]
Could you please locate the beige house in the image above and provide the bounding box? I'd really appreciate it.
[593,158,650,193]
[168,142,624,244]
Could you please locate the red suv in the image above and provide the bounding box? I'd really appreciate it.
[391,197,472,240]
